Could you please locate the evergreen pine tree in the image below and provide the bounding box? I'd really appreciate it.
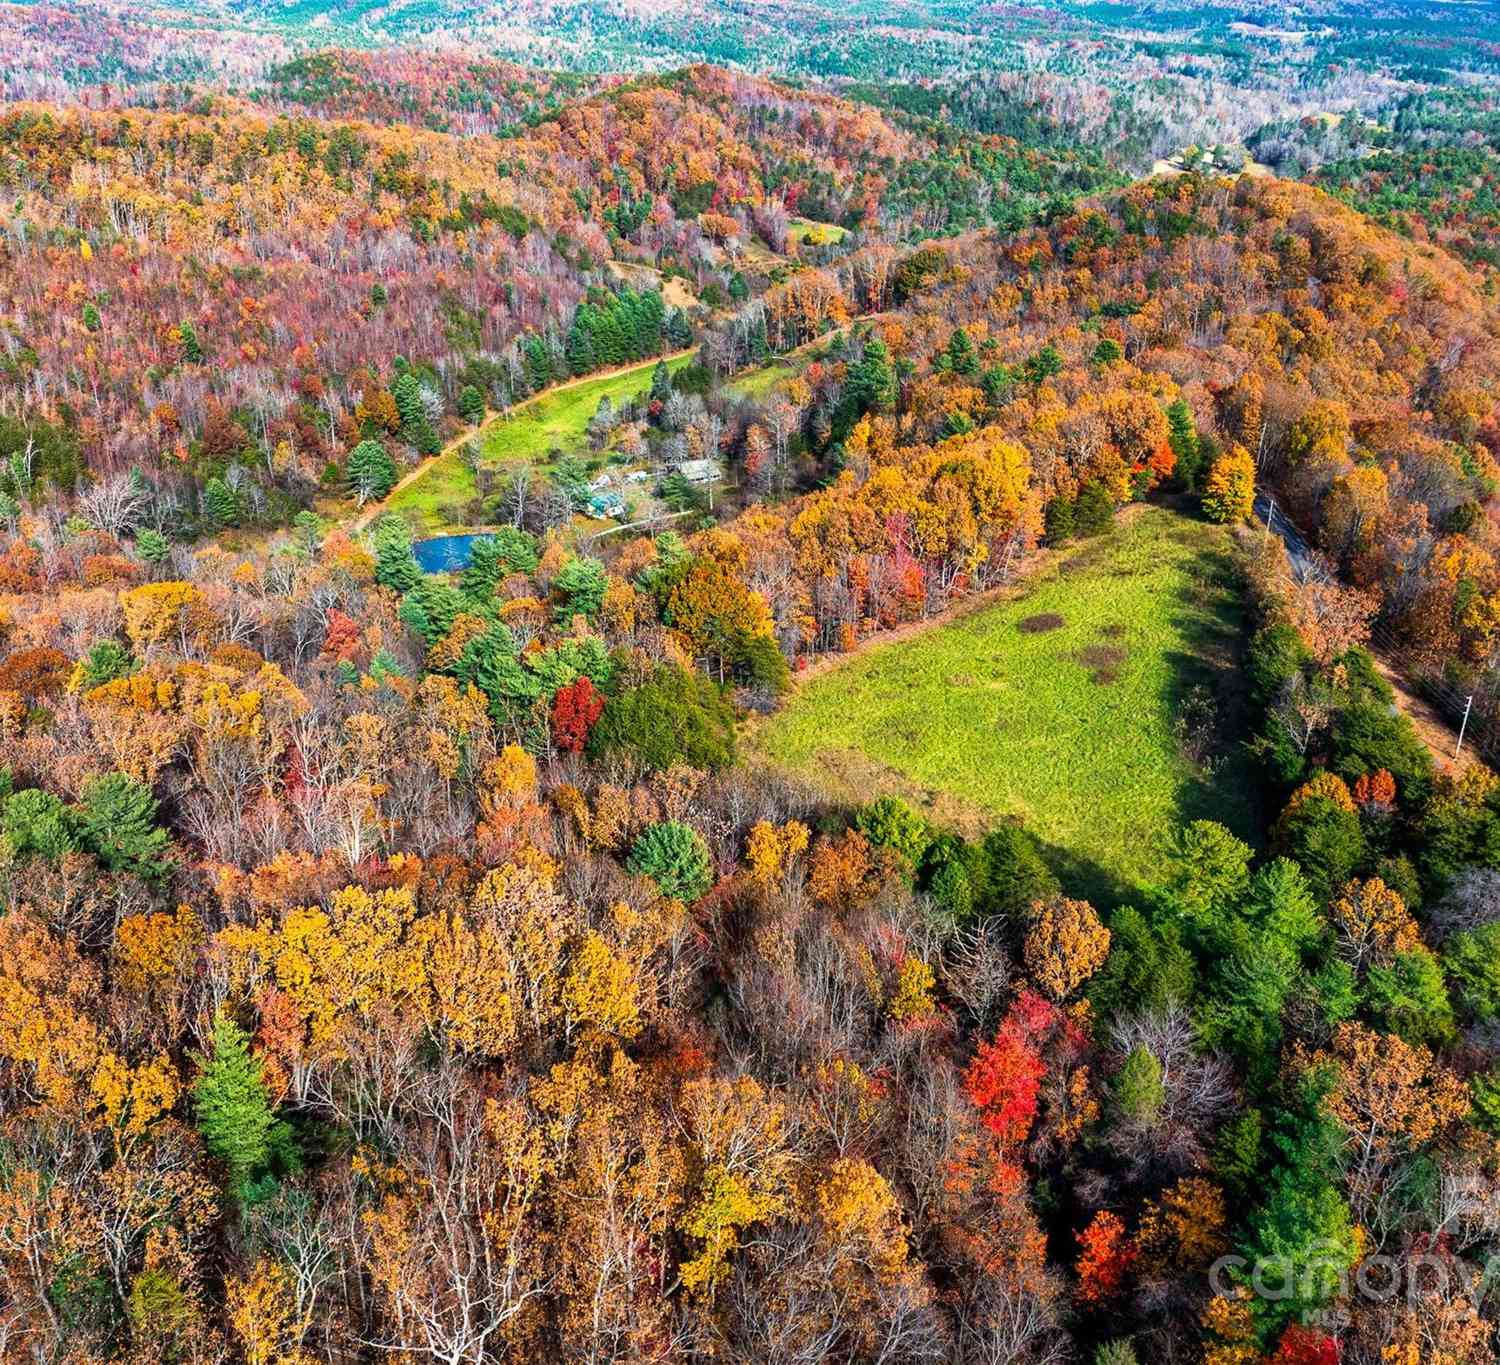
[492,525,539,574]
[346,439,397,505]
[76,639,135,691]
[941,409,975,439]
[391,371,424,431]
[554,556,608,622]
[846,336,897,414]
[192,1013,276,1192]
[945,328,979,376]
[460,536,507,602]
[399,578,465,646]
[1074,481,1114,536]
[1092,337,1124,366]
[178,319,202,363]
[1166,397,1202,488]
[1044,496,1076,544]
[373,516,422,593]
[408,420,440,456]
[603,307,631,365]
[1024,343,1063,386]
[641,288,665,339]
[457,385,485,424]
[649,359,674,404]
[2,788,80,861]
[79,771,170,879]
[622,290,652,356]
[136,528,170,565]
[566,310,597,376]
[202,476,239,528]
[523,336,553,390]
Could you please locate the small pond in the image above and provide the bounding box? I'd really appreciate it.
[413,532,489,573]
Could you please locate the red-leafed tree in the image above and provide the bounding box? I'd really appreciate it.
[1272,1323,1340,1365]
[1075,1210,1136,1305]
[552,676,605,752]
[321,608,362,664]
[963,990,1057,1144]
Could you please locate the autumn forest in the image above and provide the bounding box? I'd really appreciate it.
[2,2,1500,1363]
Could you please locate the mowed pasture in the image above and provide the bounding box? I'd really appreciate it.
[749,506,1259,901]
[479,352,693,467]
[385,351,693,531]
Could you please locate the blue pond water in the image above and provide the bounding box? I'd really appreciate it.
[413,533,488,574]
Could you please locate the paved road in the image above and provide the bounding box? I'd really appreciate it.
[1253,492,1318,575]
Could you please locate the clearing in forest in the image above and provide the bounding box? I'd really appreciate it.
[787,216,848,246]
[479,352,693,466]
[725,359,798,402]
[385,351,693,532]
[748,506,1259,903]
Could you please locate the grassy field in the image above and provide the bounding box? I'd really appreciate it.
[480,353,692,466]
[789,216,848,246]
[726,359,797,402]
[724,322,869,402]
[748,506,1259,903]
[386,352,692,532]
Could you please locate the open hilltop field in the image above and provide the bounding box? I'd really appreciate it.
[749,505,1259,901]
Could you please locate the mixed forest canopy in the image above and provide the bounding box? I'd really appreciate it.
[2,2,1500,1363]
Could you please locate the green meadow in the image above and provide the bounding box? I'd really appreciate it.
[386,351,692,531]
[478,352,693,466]
[749,506,1259,902]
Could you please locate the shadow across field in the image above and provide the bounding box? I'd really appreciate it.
[1158,543,1263,851]
[1032,835,1137,913]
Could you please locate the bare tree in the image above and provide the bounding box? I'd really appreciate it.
[76,471,147,537]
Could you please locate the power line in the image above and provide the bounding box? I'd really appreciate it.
[1259,497,1500,766]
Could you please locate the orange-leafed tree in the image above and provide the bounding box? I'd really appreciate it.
[1023,895,1110,1001]
[1075,1210,1135,1306]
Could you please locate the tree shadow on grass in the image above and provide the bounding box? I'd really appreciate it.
[1161,543,1266,850]
[1032,835,1138,912]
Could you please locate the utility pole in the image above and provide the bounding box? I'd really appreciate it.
[1457,694,1474,760]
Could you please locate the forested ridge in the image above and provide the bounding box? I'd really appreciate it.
[0,63,1095,505]
[4,8,1500,1363]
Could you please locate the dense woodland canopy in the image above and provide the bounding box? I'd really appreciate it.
[0,62,1098,500]
[4,2,1500,1363]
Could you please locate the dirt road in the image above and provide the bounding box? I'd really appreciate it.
[352,348,693,532]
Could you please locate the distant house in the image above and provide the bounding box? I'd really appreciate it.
[589,473,614,490]
[588,492,626,519]
[676,458,723,484]
[625,469,652,484]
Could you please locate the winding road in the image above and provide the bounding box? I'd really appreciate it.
[352,347,694,533]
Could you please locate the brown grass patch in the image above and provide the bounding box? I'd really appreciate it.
[1076,643,1128,685]
[1018,612,1065,634]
